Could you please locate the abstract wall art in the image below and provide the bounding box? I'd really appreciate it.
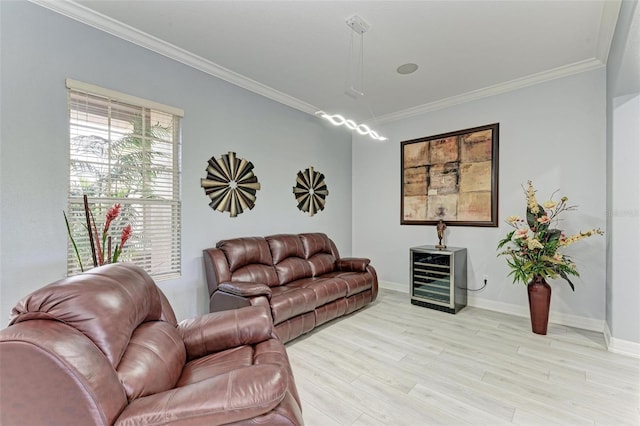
[401,123,499,227]
[201,151,261,217]
[293,166,329,216]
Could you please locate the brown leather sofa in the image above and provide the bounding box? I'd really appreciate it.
[0,263,303,426]
[203,233,378,343]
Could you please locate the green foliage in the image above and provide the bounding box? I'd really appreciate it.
[70,114,172,200]
[63,211,84,272]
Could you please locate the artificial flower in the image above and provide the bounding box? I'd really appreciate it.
[497,181,603,291]
[558,229,604,247]
[537,215,551,224]
[506,215,520,224]
[527,238,544,250]
[513,228,530,240]
[526,180,540,214]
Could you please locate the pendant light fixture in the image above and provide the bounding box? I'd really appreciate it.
[315,111,387,141]
[317,14,387,142]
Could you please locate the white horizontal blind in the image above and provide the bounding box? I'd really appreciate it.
[67,81,182,280]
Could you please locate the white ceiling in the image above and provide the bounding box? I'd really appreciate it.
[36,0,621,124]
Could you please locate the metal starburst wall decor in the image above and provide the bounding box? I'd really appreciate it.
[293,166,329,216]
[201,151,261,217]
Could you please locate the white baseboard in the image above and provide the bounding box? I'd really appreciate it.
[381,281,640,358]
[380,281,603,332]
[379,280,409,294]
[467,294,605,332]
[604,322,640,359]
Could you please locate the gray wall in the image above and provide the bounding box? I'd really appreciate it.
[606,0,640,344]
[352,69,608,325]
[0,1,352,325]
[1,1,637,346]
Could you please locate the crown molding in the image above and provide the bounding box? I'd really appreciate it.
[376,58,606,124]
[31,0,615,125]
[29,0,319,116]
[596,0,622,64]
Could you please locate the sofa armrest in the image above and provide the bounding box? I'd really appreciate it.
[116,364,289,426]
[203,247,231,295]
[337,257,371,272]
[218,281,272,299]
[178,305,273,360]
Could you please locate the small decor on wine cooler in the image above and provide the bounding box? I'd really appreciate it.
[436,220,447,249]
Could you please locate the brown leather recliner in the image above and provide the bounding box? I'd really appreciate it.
[204,233,378,343]
[0,263,303,426]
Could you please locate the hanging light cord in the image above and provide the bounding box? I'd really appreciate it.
[318,15,387,142]
[359,30,365,95]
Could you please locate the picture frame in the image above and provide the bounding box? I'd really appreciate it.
[401,123,499,227]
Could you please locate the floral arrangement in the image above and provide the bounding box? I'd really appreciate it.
[497,181,603,290]
[64,195,132,272]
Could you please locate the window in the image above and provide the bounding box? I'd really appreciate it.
[66,79,182,279]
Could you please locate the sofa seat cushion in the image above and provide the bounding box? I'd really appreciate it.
[289,277,348,306]
[118,364,290,426]
[176,345,253,387]
[269,287,316,325]
[323,271,373,296]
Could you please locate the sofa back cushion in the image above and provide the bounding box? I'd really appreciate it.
[158,287,179,327]
[299,233,337,276]
[217,237,279,286]
[117,321,186,401]
[10,263,166,367]
[266,234,313,284]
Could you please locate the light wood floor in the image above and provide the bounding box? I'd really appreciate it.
[285,289,640,426]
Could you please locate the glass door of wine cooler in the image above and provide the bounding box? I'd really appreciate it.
[411,251,452,306]
[410,245,467,314]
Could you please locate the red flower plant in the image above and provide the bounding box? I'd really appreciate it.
[64,195,133,271]
[103,203,122,235]
[112,224,132,263]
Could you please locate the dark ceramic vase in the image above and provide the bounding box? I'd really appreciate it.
[527,275,551,335]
